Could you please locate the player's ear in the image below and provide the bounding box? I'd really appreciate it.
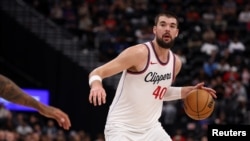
[175,29,179,37]
[153,26,156,34]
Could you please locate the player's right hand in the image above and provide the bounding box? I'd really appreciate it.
[38,106,71,130]
[89,86,106,106]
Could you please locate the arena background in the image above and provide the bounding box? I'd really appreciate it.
[0,3,114,137]
[1,0,250,140]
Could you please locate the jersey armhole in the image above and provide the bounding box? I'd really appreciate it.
[172,53,177,83]
[127,43,150,74]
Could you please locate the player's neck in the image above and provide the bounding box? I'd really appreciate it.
[152,40,170,61]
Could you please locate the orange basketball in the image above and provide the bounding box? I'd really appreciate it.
[183,89,215,120]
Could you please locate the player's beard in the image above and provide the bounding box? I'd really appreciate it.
[156,36,175,49]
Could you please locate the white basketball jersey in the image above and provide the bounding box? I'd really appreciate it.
[106,41,176,129]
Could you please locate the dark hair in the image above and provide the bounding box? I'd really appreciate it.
[154,11,179,27]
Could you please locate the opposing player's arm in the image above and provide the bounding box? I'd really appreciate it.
[0,74,71,130]
[0,74,42,110]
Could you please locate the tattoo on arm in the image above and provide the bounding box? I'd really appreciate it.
[0,74,42,110]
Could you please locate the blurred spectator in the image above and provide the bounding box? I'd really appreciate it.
[135,25,154,44]
[213,13,228,30]
[223,66,240,82]
[16,120,33,136]
[202,6,216,26]
[0,103,11,129]
[28,114,41,128]
[227,35,246,55]
[200,27,219,56]
[216,58,231,74]
[0,130,17,141]
[202,27,216,42]
[203,58,218,78]
[216,27,230,50]
[77,1,90,17]
[130,1,148,27]
[33,123,43,135]
[54,129,67,141]
[119,23,136,46]
[200,40,218,57]
[13,113,26,128]
[104,12,117,30]
[11,0,250,139]
[5,118,15,132]
[113,36,129,55]
[175,48,187,64]
[200,135,208,141]
[23,132,40,141]
[235,96,249,124]
[69,130,91,141]
[161,102,177,137]
[77,130,89,141]
[94,132,105,141]
[62,0,78,34]
[241,67,250,88]
[219,47,234,64]
[185,6,201,24]
[214,111,227,124]
[49,2,64,25]
[42,119,58,140]
[172,128,186,141]
[78,13,94,52]
[40,133,53,141]
[210,76,225,101]
[233,80,248,102]
[32,132,41,141]
[187,30,202,49]
[222,0,237,25]
[222,0,237,16]
[78,14,93,38]
[238,4,250,23]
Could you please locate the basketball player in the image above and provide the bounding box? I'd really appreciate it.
[0,74,71,130]
[88,11,217,141]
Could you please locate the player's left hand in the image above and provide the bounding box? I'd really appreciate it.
[194,82,217,98]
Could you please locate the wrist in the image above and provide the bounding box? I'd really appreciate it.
[89,75,102,86]
[182,86,195,98]
[164,87,182,101]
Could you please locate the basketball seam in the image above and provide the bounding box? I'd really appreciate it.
[196,89,199,119]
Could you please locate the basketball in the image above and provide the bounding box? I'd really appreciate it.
[183,89,215,120]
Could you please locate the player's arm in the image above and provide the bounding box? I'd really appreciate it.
[0,74,71,130]
[163,54,183,101]
[89,44,147,80]
[0,74,43,109]
[89,44,148,106]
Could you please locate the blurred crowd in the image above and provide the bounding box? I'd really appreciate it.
[1,0,250,140]
[0,103,105,141]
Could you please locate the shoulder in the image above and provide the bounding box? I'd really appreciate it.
[127,44,148,53]
[120,44,149,71]
[122,44,149,58]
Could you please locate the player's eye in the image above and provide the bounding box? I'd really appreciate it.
[170,24,177,28]
[160,23,166,27]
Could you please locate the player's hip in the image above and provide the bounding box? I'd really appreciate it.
[104,122,172,141]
